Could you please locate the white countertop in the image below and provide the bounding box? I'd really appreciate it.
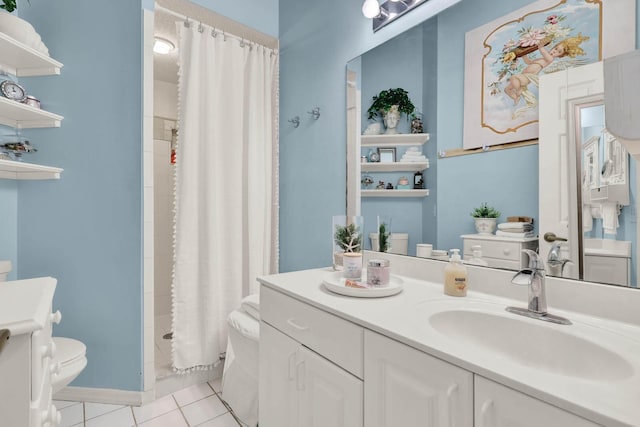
[0,277,56,335]
[258,268,640,427]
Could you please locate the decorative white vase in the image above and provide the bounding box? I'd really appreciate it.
[474,218,497,235]
[383,105,400,134]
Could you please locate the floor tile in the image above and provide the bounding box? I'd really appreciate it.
[172,382,215,407]
[209,378,222,393]
[54,400,81,410]
[138,408,188,426]
[132,394,178,424]
[85,406,135,427]
[196,412,242,427]
[59,402,84,427]
[181,395,229,426]
[84,402,126,420]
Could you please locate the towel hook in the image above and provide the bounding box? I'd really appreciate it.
[288,116,300,128]
[307,107,321,120]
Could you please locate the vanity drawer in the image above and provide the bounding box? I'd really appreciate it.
[463,239,522,262]
[261,286,364,379]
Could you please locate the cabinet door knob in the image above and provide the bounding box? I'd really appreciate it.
[50,310,62,324]
[286,318,309,331]
[295,360,305,391]
[503,248,511,255]
[446,383,458,427]
[479,399,493,427]
[41,339,56,359]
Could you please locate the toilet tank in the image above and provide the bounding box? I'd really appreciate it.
[0,260,12,282]
[369,233,409,255]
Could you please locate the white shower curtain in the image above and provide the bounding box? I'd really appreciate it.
[172,21,278,372]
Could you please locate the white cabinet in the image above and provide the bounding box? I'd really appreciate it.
[0,31,64,180]
[259,323,363,427]
[461,234,538,270]
[475,376,598,427]
[364,330,473,427]
[0,277,60,427]
[260,287,364,427]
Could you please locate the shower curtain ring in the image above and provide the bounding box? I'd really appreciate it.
[240,37,245,48]
[198,22,204,33]
[183,18,191,28]
[211,28,217,37]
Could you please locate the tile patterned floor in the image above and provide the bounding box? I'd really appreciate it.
[56,379,243,427]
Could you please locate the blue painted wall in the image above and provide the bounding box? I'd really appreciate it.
[18,0,144,391]
[0,180,18,281]
[190,0,278,38]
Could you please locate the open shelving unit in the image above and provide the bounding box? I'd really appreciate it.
[0,31,64,180]
[361,133,429,147]
[361,161,429,173]
[362,189,429,198]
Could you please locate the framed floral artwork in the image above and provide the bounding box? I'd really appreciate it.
[463,0,635,149]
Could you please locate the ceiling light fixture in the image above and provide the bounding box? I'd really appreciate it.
[153,37,175,55]
[362,0,381,19]
[366,0,462,32]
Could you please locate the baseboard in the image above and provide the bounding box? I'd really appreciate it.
[53,387,144,406]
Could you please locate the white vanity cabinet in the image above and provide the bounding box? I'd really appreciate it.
[474,376,598,427]
[461,234,538,270]
[259,287,364,427]
[364,330,473,427]
[0,277,61,427]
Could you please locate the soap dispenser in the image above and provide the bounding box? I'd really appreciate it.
[444,249,468,297]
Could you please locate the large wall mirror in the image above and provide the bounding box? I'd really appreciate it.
[346,0,639,289]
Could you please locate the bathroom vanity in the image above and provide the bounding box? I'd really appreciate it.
[461,233,538,270]
[258,254,640,427]
[0,277,62,427]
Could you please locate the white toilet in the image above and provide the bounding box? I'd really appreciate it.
[221,294,260,427]
[0,260,87,393]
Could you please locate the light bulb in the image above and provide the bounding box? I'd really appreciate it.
[362,0,381,18]
[153,38,175,55]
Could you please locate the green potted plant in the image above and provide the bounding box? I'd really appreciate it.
[378,222,390,252]
[470,202,501,235]
[333,217,363,269]
[367,88,415,134]
[1,0,29,13]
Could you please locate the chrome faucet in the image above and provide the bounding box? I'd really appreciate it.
[506,249,571,325]
[547,242,571,276]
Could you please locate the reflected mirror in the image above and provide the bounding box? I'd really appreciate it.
[346,2,638,289]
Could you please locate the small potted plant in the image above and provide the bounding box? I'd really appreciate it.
[470,202,501,235]
[333,217,363,269]
[367,88,415,134]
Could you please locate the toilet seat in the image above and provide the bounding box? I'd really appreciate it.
[52,337,87,393]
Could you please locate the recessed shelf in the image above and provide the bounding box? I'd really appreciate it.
[361,161,429,173]
[362,189,429,198]
[0,159,62,180]
[361,133,429,147]
[0,97,63,128]
[0,32,63,76]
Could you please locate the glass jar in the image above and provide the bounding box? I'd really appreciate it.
[367,259,390,286]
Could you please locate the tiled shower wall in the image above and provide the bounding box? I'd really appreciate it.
[154,118,176,318]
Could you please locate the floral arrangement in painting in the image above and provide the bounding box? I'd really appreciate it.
[488,14,589,107]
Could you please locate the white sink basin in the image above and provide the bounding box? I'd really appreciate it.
[420,300,635,382]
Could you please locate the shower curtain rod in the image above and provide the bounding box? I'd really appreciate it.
[155,4,275,49]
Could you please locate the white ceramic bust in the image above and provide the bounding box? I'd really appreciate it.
[383,105,400,134]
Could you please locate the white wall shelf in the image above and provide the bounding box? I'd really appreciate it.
[361,133,429,147]
[361,161,429,173]
[0,97,63,128]
[0,32,63,76]
[362,189,429,198]
[0,159,62,180]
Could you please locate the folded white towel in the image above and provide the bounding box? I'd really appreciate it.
[601,202,619,235]
[497,222,533,231]
[495,230,535,238]
[240,294,260,320]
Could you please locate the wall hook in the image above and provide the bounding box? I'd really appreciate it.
[307,107,321,120]
[288,116,300,128]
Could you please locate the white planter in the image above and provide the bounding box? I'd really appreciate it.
[474,218,497,235]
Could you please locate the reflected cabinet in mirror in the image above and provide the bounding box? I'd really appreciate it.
[346,0,638,289]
